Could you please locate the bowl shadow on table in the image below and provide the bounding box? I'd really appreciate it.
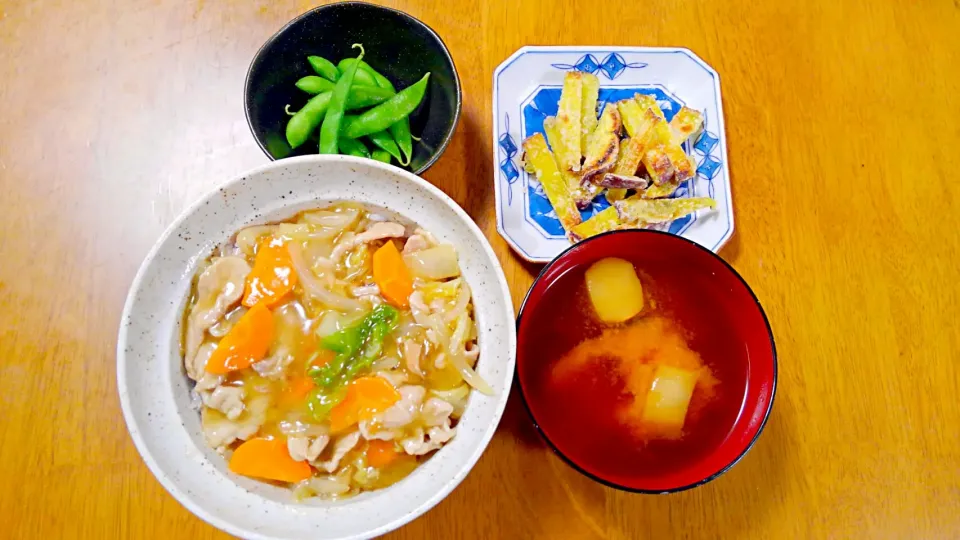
[719,228,742,266]
[492,258,789,539]
[386,380,793,539]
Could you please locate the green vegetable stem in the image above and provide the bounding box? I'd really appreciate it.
[306,304,399,421]
[318,44,365,155]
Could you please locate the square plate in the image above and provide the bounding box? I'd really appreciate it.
[492,46,734,263]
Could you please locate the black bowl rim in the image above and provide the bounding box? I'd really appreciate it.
[514,228,778,494]
[242,1,462,175]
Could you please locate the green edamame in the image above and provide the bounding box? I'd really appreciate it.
[371,149,391,163]
[307,56,340,81]
[366,130,403,162]
[352,69,378,88]
[285,86,395,149]
[342,73,430,139]
[338,137,371,158]
[337,59,393,88]
[318,44,365,155]
[295,76,335,94]
[343,60,414,166]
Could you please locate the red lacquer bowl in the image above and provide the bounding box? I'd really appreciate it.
[516,230,776,493]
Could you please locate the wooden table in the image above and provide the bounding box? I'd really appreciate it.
[2,1,959,538]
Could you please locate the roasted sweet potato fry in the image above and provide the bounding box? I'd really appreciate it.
[613,197,716,224]
[669,106,704,145]
[638,110,694,185]
[581,105,621,184]
[580,73,600,156]
[598,173,649,190]
[569,206,623,241]
[522,133,582,232]
[637,181,680,199]
[618,95,663,139]
[544,116,596,208]
[555,72,584,173]
[607,136,645,202]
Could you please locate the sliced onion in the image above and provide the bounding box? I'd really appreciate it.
[314,310,343,338]
[430,384,470,417]
[444,280,471,324]
[235,225,276,256]
[447,348,493,395]
[446,312,491,394]
[403,245,460,280]
[288,242,364,312]
[301,208,359,230]
[209,305,247,338]
[279,222,341,242]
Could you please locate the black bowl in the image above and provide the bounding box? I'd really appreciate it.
[244,2,461,174]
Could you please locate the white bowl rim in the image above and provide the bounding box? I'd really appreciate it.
[116,155,516,540]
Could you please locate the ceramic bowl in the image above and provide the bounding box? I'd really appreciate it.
[492,46,733,262]
[117,156,515,539]
[245,2,461,174]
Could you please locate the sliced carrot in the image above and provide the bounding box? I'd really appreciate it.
[205,303,274,374]
[281,375,316,407]
[228,437,312,483]
[309,349,335,369]
[243,238,298,308]
[372,240,414,308]
[366,440,399,468]
[328,376,401,433]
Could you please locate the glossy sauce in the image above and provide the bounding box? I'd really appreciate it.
[521,264,747,482]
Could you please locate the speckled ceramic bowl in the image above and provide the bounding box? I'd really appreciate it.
[117,155,515,540]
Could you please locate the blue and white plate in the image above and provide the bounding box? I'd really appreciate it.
[492,46,734,263]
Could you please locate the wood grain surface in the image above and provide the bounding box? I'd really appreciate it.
[1,0,959,538]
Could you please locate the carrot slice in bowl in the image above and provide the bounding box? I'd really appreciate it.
[366,440,399,468]
[243,238,298,308]
[205,303,274,374]
[229,437,312,483]
[372,240,413,308]
[328,376,401,433]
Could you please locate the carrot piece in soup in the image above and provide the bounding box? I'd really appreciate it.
[205,303,274,374]
[366,440,399,468]
[328,376,401,432]
[372,240,414,308]
[243,238,298,308]
[229,437,312,483]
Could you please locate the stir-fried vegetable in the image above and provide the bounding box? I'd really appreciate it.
[402,244,460,280]
[366,440,400,468]
[229,437,312,482]
[243,238,298,308]
[328,376,401,432]
[372,240,414,308]
[205,303,274,374]
[307,305,399,420]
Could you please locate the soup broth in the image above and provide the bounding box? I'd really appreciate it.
[520,262,746,484]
